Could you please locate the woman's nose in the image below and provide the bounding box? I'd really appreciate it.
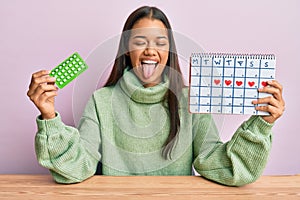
[144,44,157,56]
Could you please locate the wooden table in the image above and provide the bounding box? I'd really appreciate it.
[0,175,299,199]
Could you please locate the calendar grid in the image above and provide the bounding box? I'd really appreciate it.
[209,56,214,113]
[220,57,225,113]
[241,57,247,114]
[189,53,276,115]
[257,58,262,115]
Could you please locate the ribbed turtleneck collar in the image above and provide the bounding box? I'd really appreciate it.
[119,68,169,104]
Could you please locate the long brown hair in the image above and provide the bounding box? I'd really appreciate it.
[105,6,185,159]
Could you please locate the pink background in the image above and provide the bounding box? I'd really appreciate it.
[1,0,299,175]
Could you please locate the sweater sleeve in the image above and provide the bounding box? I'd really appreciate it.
[35,95,101,184]
[192,114,273,186]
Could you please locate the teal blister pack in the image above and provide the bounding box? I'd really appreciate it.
[50,52,88,89]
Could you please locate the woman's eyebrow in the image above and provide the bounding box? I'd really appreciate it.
[132,35,168,39]
[157,36,168,39]
[132,35,146,39]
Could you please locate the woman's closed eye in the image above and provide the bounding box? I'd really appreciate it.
[157,42,167,46]
[134,41,147,46]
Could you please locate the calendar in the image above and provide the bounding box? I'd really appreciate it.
[189,53,276,115]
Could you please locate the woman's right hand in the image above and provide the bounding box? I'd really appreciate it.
[27,70,58,120]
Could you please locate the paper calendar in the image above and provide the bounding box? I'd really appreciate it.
[189,53,276,115]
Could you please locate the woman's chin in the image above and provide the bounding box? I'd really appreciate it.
[140,77,161,87]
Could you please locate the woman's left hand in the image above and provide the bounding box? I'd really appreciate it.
[252,80,285,124]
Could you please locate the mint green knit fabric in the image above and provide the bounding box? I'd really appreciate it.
[35,69,273,186]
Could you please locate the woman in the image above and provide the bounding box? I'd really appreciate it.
[27,6,285,186]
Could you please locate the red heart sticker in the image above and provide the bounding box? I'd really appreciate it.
[236,81,243,86]
[262,81,268,87]
[214,79,221,85]
[225,80,232,86]
[248,81,255,87]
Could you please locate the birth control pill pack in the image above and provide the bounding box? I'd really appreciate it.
[50,52,88,89]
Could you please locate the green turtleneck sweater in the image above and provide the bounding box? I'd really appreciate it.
[35,70,273,186]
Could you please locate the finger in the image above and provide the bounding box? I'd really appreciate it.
[32,70,50,79]
[28,84,58,103]
[258,87,284,104]
[259,80,283,101]
[38,91,58,103]
[28,81,56,99]
[31,75,56,87]
[267,80,283,93]
[252,96,280,108]
[35,84,58,97]
[30,70,51,86]
[261,92,284,108]
[255,104,283,119]
[28,75,56,96]
[253,95,285,119]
